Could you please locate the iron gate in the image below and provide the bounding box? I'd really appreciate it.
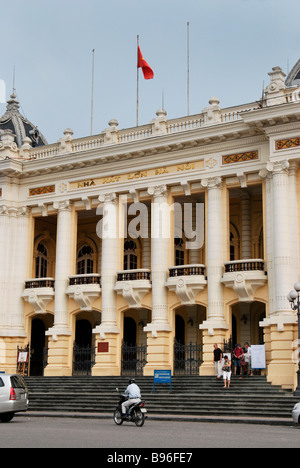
[73,343,95,376]
[121,342,147,376]
[174,341,203,375]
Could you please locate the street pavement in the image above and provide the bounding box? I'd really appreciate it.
[1,416,299,449]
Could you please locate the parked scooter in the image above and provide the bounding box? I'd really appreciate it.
[113,388,147,427]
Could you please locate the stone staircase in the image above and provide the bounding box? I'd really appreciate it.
[24,375,298,420]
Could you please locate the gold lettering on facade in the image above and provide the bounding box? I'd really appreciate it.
[78,180,96,188]
[102,176,121,185]
[177,163,195,171]
[155,167,169,175]
[71,161,202,190]
[128,171,148,180]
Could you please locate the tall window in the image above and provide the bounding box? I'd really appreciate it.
[77,245,94,275]
[124,240,137,270]
[175,238,185,266]
[35,243,48,278]
[230,232,235,261]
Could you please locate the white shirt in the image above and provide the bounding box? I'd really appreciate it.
[125,383,141,399]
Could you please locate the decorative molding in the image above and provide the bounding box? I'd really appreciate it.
[29,185,55,197]
[222,150,258,165]
[275,136,300,150]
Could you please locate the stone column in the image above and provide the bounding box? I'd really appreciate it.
[200,177,228,376]
[261,161,298,317]
[143,185,172,375]
[45,200,77,376]
[93,193,120,376]
[10,207,31,336]
[260,160,298,389]
[0,206,10,336]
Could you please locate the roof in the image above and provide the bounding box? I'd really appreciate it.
[286,59,300,87]
[0,93,47,148]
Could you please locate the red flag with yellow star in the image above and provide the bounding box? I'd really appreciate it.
[137,46,154,80]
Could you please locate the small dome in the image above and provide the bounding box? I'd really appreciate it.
[0,93,47,148]
[286,59,300,87]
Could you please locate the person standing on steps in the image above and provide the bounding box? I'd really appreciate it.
[222,355,232,388]
[213,344,223,379]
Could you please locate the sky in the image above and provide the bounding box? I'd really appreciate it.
[1,0,300,144]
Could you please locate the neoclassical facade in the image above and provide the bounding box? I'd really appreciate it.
[1,64,300,389]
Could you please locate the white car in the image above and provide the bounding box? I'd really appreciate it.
[0,374,29,423]
[292,403,300,424]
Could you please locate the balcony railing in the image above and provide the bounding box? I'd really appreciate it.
[169,264,206,278]
[25,278,55,289]
[69,274,101,286]
[117,269,151,282]
[224,259,266,274]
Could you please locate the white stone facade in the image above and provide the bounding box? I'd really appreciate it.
[1,65,300,389]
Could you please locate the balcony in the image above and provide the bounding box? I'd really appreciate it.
[22,278,55,314]
[222,259,267,302]
[66,274,101,311]
[166,264,207,305]
[114,269,151,308]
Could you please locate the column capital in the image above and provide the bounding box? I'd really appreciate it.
[259,160,289,179]
[147,184,168,199]
[201,176,222,190]
[17,206,30,217]
[98,192,117,204]
[53,199,72,212]
[0,205,8,216]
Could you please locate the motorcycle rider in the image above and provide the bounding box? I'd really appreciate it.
[121,378,141,417]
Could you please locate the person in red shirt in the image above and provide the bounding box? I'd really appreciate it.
[233,344,244,377]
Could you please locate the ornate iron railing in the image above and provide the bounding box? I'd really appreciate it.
[69,274,101,286]
[117,270,151,282]
[174,341,203,375]
[169,265,206,277]
[121,342,147,376]
[73,343,95,376]
[224,260,265,273]
[25,278,55,289]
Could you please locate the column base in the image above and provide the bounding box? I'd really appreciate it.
[44,334,72,377]
[92,333,121,376]
[262,320,298,391]
[0,337,28,374]
[143,329,172,376]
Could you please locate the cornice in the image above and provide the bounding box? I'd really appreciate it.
[18,122,267,181]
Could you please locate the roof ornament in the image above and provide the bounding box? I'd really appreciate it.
[0,89,47,148]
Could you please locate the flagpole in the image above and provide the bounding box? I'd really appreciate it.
[91,48,95,136]
[137,35,140,127]
[187,22,190,116]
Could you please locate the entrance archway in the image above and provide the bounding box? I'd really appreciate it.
[30,315,54,376]
[124,317,137,346]
[30,319,45,376]
[73,317,95,376]
[231,301,266,346]
[175,314,185,345]
[75,319,92,347]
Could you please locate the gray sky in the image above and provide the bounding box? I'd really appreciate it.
[1,0,300,144]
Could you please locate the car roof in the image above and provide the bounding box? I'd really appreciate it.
[0,374,21,381]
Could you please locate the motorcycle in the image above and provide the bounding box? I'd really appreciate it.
[113,388,147,427]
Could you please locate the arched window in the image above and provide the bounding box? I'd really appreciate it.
[77,245,94,275]
[175,238,185,266]
[35,243,48,278]
[124,240,137,270]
